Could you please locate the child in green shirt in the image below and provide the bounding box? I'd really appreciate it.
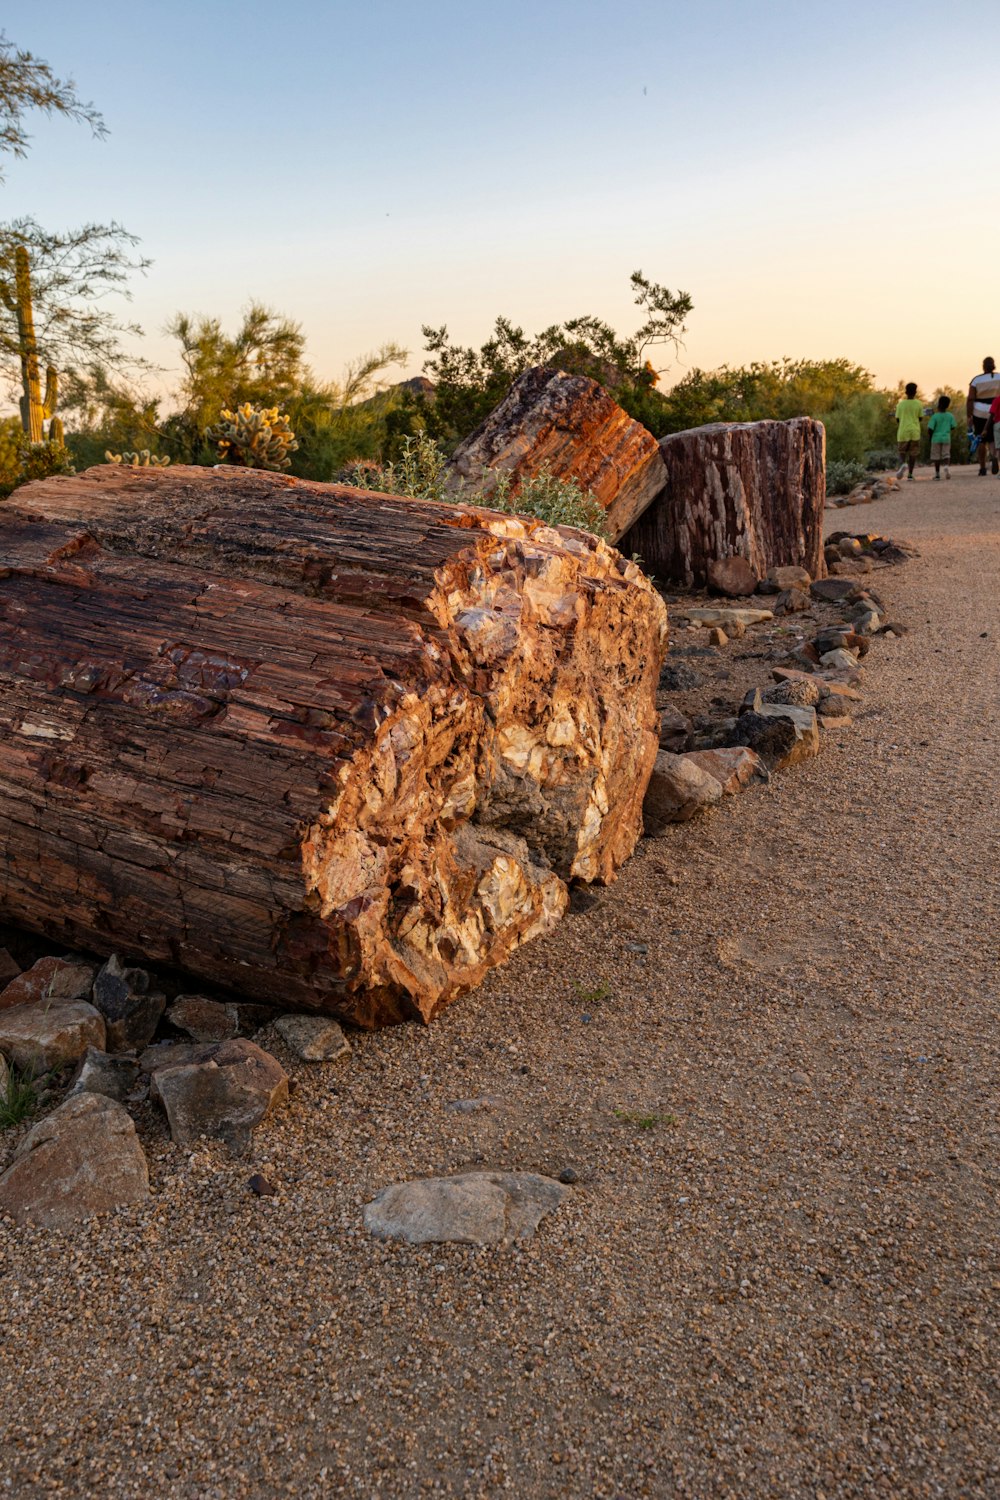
[895,382,923,481]
[927,395,957,480]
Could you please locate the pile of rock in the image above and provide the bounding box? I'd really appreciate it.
[828,474,902,509]
[643,545,908,829]
[0,951,353,1227]
[824,530,920,567]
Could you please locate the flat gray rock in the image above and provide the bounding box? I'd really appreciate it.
[274,1013,351,1063]
[671,605,773,627]
[364,1171,568,1247]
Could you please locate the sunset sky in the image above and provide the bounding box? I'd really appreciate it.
[4,0,990,404]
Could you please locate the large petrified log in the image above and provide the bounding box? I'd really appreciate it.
[0,466,666,1027]
[620,418,826,585]
[445,366,667,543]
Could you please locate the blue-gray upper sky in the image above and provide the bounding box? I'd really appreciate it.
[3,0,988,399]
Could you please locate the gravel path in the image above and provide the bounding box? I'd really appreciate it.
[1,467,998,1499]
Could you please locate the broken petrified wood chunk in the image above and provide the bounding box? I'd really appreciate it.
[444,366,667,543]
[0,465,667,1027]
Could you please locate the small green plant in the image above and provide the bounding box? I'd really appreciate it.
[614,1109,677,1131]
[208,402,299,471]
[0,1064,39,1129]
[348,432,610,538]
[572,979,612,1006]
[105,449,171,467]
[825,458,868,495]
[489,467,610,538]
[347,429,449,501]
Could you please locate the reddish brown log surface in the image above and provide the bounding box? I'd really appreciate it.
[445,366,667,542]
[621,418,826,585]
[0,465,666,1026]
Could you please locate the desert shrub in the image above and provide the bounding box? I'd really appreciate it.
[487,468,609,537]
[865,448,899,471]
[820,390,894,463]
[346,430,449,502]
[347,433,610,538]
[0,435,75,496]
[420,272,691,447]
[657,359,897,462]
[825,458,868,494]
[0,415,20,495]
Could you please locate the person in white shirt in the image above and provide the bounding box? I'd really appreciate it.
[966,356,1000,476]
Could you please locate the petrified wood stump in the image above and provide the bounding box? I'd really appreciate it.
[445,366,667,543]
[621,418,826,585]
[0,466,666,1026]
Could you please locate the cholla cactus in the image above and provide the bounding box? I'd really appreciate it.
[104,449,172,467]
[207,403,298,471]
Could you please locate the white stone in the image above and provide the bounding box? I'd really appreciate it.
[364,1171,568,1247]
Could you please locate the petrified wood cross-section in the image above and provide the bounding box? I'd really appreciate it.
[621,417,827,586]
[0,466,666,1026]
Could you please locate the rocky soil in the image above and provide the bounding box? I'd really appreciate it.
[0,467,997,1497]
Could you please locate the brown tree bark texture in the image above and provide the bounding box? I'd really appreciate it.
[445,367,668,542]
[621,418,827,586]
[0,466,666,1027]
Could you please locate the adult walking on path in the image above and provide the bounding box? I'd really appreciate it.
[966,355,1000,475]
[894,381,923,480]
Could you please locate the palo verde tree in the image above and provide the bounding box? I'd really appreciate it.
[419,271,692,445]
[0,36,147,458]
[0,30,105,180]
[162,303,407,475]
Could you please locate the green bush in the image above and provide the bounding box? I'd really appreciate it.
[488,468,609,537]
[347,433,610,539]
[0,434,75,497]
[656,359,898,463]
[0,415,20,496]
[865,448,899,472]
[826,459,868,494]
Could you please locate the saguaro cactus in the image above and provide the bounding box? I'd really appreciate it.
[0,247,60,443]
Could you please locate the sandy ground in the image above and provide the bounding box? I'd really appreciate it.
[0,465,998,1499]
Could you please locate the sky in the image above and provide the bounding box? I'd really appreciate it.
[3,0,995,407]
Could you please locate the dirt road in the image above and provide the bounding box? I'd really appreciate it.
[0,466,997,1498]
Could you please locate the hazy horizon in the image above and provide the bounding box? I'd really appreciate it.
[3,0,993,409]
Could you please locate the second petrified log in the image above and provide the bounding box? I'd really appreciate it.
[0,465,666,1027]
[621,418,826,585]
[445,366,667,542]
